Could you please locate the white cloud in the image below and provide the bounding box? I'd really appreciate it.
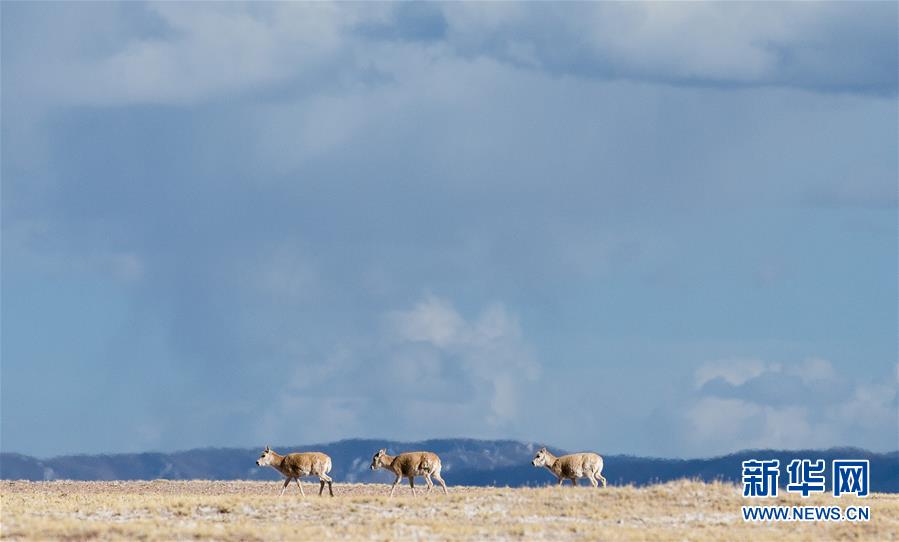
[260,296,541,445]
[582,4,788,82]
[2,3,893,457]
[8,2,892,113]
[387,295,466,348]
[695,358,777,388]
[832,382,898,436]
[15,3,360,107]
[676,358,898,455]
[442,3,896,94]
[686,397,763,445]
[386,296,542,425]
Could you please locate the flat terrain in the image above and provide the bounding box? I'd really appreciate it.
[1,480,895,540]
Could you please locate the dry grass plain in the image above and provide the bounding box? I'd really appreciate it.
[1,479,896,541]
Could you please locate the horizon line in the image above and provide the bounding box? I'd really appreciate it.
[2,437,895,463]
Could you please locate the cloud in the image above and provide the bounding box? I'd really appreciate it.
[1,2,895,457]
[5,2,894,115]
[259,296,542,445]
[387,295,466,348]
[695,358,774,387]
[4,3,895,213]
[441,2,897,95]
[387,296,541,423]
[663,359,898,456]
[7,3,362,107]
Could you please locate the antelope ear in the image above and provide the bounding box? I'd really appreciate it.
[265,445,270,451]
[539,447,547,452]
[379,448,386,454]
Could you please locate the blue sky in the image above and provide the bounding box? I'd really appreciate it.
[2,2,896,458]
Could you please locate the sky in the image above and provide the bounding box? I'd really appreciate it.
[2,2,897,459]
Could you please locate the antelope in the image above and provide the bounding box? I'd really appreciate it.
[256,446,334,497]
[531,447,607,488]
[370,448,448,497]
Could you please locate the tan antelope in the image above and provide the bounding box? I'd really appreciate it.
[531,447,607,488]
[256,446,334,497]
[370,448,448,497]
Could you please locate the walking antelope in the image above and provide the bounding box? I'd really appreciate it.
[370,448,448,497]
[256,446,334,496]
[531,447,607,487]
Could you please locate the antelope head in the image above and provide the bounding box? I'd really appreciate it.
[370,448,388,470]
[532,447,551,467]
[256,446,276,467]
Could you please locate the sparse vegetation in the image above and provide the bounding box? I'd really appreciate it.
[1,479,896,540]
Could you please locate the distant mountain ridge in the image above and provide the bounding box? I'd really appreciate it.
[2,439,897,493]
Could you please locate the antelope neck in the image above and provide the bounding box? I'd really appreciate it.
[270,451,285,467]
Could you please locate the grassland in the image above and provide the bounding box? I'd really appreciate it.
[1,479,896,541]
